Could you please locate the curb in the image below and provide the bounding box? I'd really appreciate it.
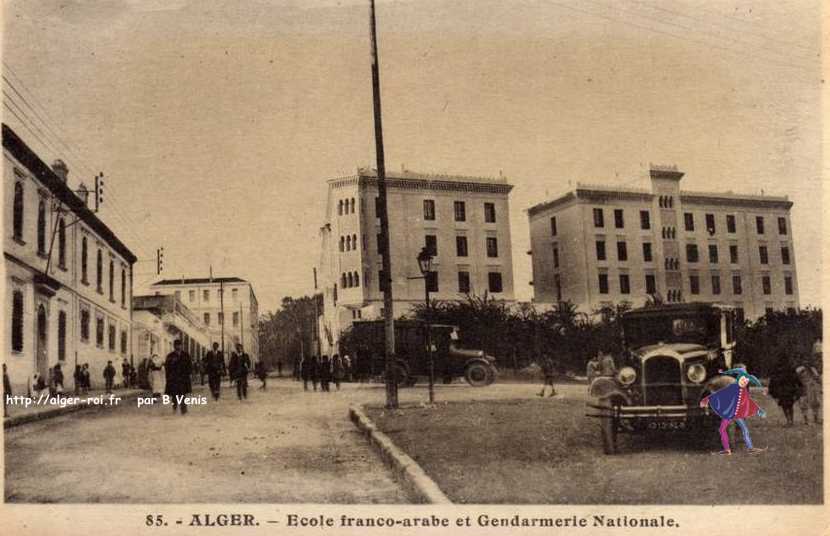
[349,405,452,504]
[4,389,148,429]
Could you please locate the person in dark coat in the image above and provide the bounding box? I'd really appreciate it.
[768,355,803,426]
[73,365,83,394]
[121,358,131,388]
[299,357,309,391]
[165,339,193,414]
[320,355,332,392]
[255,361,267,390]
[52,364,64,395]
[332,354,344,391]
[229,343,251,400]
[82,364,91,393]
[310,355,320,392]
[103,361,116,393]
[204,342,224,401]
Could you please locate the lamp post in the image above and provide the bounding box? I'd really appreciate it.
[416,247,435,403]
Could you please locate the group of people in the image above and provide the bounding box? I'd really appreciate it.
[767,354,823,426]
[298,354,349,392]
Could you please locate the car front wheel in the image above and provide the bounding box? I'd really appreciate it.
[464,362,491,387]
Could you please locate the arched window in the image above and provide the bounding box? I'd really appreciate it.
[346,235,351,251]
[668,197,674,208]
[37,199,46,254]
[13,182,24,241]
[58,218,66,268]
[109,260,114,301]
[121,268,126,307]
[11,289,24,352]
[350,198,355,213]
[347,273,354,287]
[81,237,88,283]
[58,311,67,361]
[96,249,103,292]
[341,273,347,288]
[352,234,357,250]
[354,271,360,287]
[338,200,343,215]
[339,236,344,252]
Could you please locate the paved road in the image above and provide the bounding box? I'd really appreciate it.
[4,378,412,503]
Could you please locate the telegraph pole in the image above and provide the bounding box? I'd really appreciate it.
[369,0,398,409]
[220,279,225,357]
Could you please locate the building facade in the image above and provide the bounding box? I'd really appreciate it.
[149,277,259,360]
[528,166,798,321]
[4,124,136,393]
[317,167,515,355]
[132,294,211,362]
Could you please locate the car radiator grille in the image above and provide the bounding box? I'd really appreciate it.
[643,356,683,405]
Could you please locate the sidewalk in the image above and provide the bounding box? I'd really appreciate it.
[3,387,148,429]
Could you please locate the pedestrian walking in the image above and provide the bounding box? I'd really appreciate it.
[300,357,309,391]
[538,356,558,397]
[165,339,192,415]
[768,354,803,426]
[73,364,83,394]
[343,354,352,382]
[52,364,65,396]
[3,364,11,417]
[103,361,116,394]
[121,358,131,388]
[320,355,332,392]
[149,354,165,398]
[82,364,91,393]
[332,354,344,391]
[255,360,267,390]
[229,343,251,400]
[204,343,224,401]
[796,364,822,425]
[310,355,320,392]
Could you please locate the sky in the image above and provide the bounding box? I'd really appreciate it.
[2,0,822,313]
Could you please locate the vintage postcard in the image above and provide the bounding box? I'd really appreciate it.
[0,1,825,535]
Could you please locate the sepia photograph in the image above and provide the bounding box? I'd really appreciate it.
[0,0,825,534]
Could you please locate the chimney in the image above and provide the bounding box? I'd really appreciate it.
[77,182,90,207]
[52,159,69,183]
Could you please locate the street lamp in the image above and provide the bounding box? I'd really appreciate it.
[417,247,435,403]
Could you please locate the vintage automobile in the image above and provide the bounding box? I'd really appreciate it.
[587,303,739,454]
[343,320,497,387]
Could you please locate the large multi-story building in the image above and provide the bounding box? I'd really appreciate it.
[132,294,211,362]
[149,277,259,360]
[4,124,137,393]
[317,167,515,355]
[528,166,798,321]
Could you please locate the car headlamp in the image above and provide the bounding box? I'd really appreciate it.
[617,366,637,386]
[686,363,707,384]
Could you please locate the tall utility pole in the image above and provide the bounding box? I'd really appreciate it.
[219,279,225,358]
[369,0,398,409]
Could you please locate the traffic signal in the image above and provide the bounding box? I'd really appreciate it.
[94,173,104,211]
[156,247,164,274]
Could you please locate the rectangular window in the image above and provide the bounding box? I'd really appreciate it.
[553,246,559,268]
[762,276,771,295]
[96,317,105,347]
[233,312,239,326]
[488,272,503,293]
[593,208,604,228]
[690,275,700,295]
[378,270,387,292]
[709,244,719,264]
[778,216,787,235]
[484,202,496,223]
[598,273,609,294]
[204,290,210,302]
[486,237,499,258]
[705,214,716,234]
[686,243,699,263]
[596,240,606,261]
[614,209,624,229]
[756,216,765,234]
[423,199,435,221]
[736,307,745,324]
[454,201,466,222]
[189,290,195,302]
[550,217,557,236]
[759,246,769,264]
[785,276,793,295]
[108,324,116,352]
[617,241,628,261]
[781,246,791,265]
[218,312,224,325]
[204,313,210,325]
[425,235,438,256]
[732,275,742,295]
[642,242,652,262]
[426,271,439,293]
[58,311,66,361]
[619,274,630,294]
[730,245,739,264]
[458,271,470,294]
[684,212,694,232]
[456,236,468,257]
[712,275,721,295]
[645,274,656,295]
[120,330,127,355]
[640,210,650,230]
[726,214,736,233]
[80,309,90,342]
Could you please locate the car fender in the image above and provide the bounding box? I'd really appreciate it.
[464,358,492,371]
[589,377,632,405]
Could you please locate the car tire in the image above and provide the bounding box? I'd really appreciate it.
[464,362,491,387]
[485,365,497,385]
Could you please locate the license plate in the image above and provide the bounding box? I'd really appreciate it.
[647,421,686,431]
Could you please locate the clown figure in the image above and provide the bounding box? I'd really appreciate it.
[699,367,767,455]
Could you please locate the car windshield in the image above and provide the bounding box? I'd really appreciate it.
[623,310,720,349]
